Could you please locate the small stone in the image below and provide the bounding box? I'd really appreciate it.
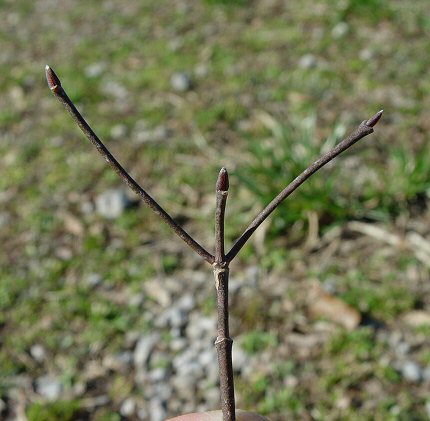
[95,189,130,219]
[395,341,410,357]
[199,348,217,368]
[137,407,149,420]
[401,361,422,382]
[232,345,248,372]
[134,333,160,369]
[103,351,133,372]
[30,344,46,362]
[129,292,144,307]
[332,22,349,38]
[402,310,430,327]
[149,399,167,421]
[80,200,94,214]
[144,279,172,307]
[204,387,220,407]
[158,307,188,330]
[195,63,209,78]
[102,80,128,100]
[110,124,127,140]
[120,398,136,416]
[170,72,193,92]
[152,383,172,402]
[422,365,430,381]
[149,367,168,383]
[359,48,374,61]
[171,374,196,399]
[63,212,84,236]
[170,337,187,352]
[133,123,170,144]
[186,315,216,340]
[177,293,196,312]
[308,284,361,330]
[335,396,351,410]
[85,62,106,78]
[284,375,299,389]
[86,273,103,287]
[35,376,62,400]
[298,54,317,70]
[170,308,187,329]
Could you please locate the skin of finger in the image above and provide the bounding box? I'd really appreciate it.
[166,409,270,421]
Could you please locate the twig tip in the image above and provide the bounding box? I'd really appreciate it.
[45,65,62,91]
[216,167,229,192]
[366,109,383,127]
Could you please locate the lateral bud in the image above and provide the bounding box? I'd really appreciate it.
[45,65,62,92]
[216,167,229,192]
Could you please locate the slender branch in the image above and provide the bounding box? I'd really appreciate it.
[45,65,214,264]
[226,110,383,263]
[213,265,235,421]
[215,168,229,263]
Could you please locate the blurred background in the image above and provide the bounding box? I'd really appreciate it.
[1,1,430,420]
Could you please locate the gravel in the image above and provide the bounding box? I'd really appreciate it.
[30,344,46,362]
[120,397,136,417]
[35,376,62,400]
[170,71,193,92]
[95,189,130,219]
[134,333,160,369]
[400,360,422,383]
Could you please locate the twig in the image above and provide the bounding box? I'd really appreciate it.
[46,65,383,421]
[215,168,229,263]
[225,110,383,262]
[213,168,235,420]
[45,65,214,264]
[214,265,235,421]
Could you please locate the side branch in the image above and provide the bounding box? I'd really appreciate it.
[45,65,214,264]
[226,110,383,263]
[215,168,229,263]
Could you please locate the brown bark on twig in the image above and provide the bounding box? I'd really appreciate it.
[45,65,214,264]
[215,168,229,263]
[46,65,382,421]
[214,168,235,420]
[225,110,383,263]
[214,265,235,421]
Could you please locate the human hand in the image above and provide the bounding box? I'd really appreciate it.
[166,409,270,420]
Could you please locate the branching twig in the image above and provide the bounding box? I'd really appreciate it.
[46,65,383,421]
[225,110,383,263]
[45,65,214,264]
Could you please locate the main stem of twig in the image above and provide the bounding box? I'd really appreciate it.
[214,264,235,421]
[214,168,235,421]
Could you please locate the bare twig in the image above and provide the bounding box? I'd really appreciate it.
[45,65,214,264]
[46,65,383,421]
[213,168,235,420]
[214,265,235,421]
[225,110,383,262]
[215,168,229,263]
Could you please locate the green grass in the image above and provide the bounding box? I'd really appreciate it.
[27,400,81,421]
[240,331,278,354]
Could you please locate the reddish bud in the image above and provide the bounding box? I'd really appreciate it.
[216,167,229,192]
[45,65,62,92]
[366,110,383,127]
